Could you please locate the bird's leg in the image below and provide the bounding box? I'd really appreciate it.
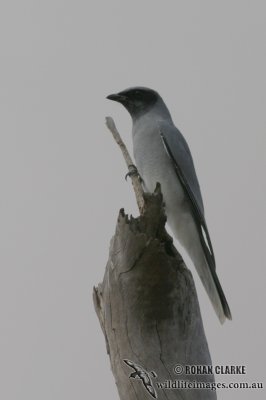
[125,164,144,184]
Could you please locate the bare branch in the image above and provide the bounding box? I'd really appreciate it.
[106,116,145,214]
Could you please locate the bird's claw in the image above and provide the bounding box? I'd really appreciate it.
[125,164,143,183]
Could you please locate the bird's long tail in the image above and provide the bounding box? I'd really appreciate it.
[169,217,231,323]
[207,262,232,323]
[191,246,232,324]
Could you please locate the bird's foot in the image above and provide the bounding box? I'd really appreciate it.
[125,164,143,183]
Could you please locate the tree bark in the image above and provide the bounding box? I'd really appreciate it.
[93,118,216,399]
[94,188,216,400]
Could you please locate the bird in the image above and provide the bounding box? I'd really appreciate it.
[107,86,231,323]
[123,359,157,398]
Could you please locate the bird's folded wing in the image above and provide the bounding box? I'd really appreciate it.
[158,121,216,270]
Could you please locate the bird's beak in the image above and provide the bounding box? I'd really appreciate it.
[106,93,127,103]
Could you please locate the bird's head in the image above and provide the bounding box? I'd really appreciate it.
[106,87,160,119]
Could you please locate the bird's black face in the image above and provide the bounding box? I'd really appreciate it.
[106,87,159,118]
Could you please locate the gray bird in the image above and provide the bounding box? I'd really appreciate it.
[107,87,231,323]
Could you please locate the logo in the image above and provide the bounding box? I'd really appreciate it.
[123,359,158,398]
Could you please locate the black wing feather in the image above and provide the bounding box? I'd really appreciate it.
[158,121,216,270]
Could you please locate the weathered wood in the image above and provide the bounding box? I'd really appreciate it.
[93,185,216,399]
[106,116,145,214]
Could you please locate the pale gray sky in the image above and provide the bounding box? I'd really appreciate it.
[0,1,265,399]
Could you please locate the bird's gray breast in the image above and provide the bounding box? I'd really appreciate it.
[132,115,186,209]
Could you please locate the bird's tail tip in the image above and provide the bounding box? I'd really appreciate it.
[217,289,232,324]
[206,264,232,324]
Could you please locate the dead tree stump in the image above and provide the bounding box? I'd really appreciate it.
[93,186,216,400]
